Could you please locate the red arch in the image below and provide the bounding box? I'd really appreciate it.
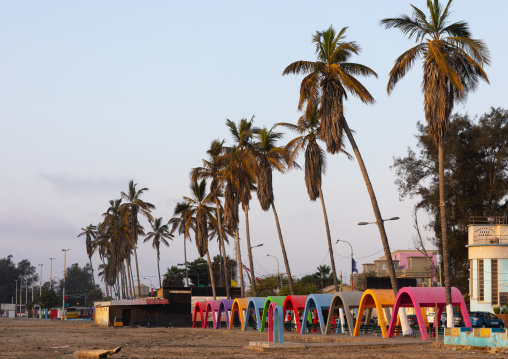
[192,301,208,328]
[282,295,308,334]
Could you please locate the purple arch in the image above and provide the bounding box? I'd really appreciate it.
[215,299,234,329]
[387,287,472,340]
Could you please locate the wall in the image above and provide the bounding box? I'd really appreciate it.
[94,306,110,326]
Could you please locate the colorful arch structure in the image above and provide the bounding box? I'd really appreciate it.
[204,301,220,329]
[387,287,472,340]
[192,301,208,328]
[353,289,395,338]
[268,302,284,343]
[283,295,308,334]
[243,297,267,331]
[228,298,249,330]
[325,292,363,336]
[260,296,286,331]
[215,299,234,329]
[300,294,334,334]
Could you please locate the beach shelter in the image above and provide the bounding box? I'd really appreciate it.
[324,292,363,336]
[353,289,395,338]
[228,298,249,330]
[204,301,220,329]
[215,299,234,329]
[300,294,334,335]
[387,287,472,340]
[282,295,308,334]
[260,296,286,331]
[192,301,208,328]
[243,297,267,331]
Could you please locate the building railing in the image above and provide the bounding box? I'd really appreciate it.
[469,216,508,225]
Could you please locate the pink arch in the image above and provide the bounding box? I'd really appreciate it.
[387,287,472,340]
[282,295,308,334]
[192,301,208,328]
[204,301,220,329]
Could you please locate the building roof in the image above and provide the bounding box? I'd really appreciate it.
[94,298,169,307]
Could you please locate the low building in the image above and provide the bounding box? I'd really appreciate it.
[362,249,438,287]
[468,216,508,312]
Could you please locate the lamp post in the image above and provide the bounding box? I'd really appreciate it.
[62,249,70,320]
[248,244,263,296]
[38,264,43,298]
[336,239,354,290]
[357,217,399,226]
[143,278,154,296]
[265,254,280,293]
[14,279,18,316]
[49,258,55,290]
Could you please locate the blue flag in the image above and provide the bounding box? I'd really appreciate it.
[352,259,358,273]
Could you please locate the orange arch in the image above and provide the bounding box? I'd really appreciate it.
[353,289,395,338]
[228,298,249,330]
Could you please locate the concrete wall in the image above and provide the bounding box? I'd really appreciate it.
[95,306,110,326]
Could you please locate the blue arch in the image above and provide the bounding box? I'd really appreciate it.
[243,297,267,331]
[300,294,334,335]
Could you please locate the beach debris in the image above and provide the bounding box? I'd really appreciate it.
[75,346,122,358]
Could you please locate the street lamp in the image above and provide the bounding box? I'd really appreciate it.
[248,244,263,295]
[265,254,280,293]
[62,249,70,320]
[49,258,55,290]
[38,264,43,298]
[143,278,154,296]
[14,279,18,316]
[250,244,264,249]
[357,217,400,226]
[336,239,354,290]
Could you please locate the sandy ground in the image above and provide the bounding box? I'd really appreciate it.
[0,318,496,358]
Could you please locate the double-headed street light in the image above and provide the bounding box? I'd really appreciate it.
[336,239,354,290]
[62,249,70,320]
[357,217,399,226]
[265,254,280,293]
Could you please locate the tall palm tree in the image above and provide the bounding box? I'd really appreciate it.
[182,179,218,300]
[169,201,193,287]
[121,180,155,298]
[253,126,296,295]
[222,117,259,296]
[208,209,233,287]
[192,139,231,298]
[381,0,489,327]
[277,102,352,292]
[144,217,173,288]
[77,224,98,291]
[284,26,411,331]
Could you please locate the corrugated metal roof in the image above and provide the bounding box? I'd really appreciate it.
[108,298,169,306]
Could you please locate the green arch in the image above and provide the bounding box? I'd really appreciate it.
[260,296,286,332]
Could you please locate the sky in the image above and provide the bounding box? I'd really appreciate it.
[1,0,507,293]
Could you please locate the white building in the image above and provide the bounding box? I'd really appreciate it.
[469,216,508,311]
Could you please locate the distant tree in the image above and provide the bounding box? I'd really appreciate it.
[163,266,185,287]
[57,263,98,307]
[185,258,210,287]
[39,289,59,309]
[392,108,508,295]
[0,255,20,303]
[250,274,289,297]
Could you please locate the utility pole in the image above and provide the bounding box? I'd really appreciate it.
[31,272,34,304]
[49,258,55,290]
[38,264,43,297]
[20,276,23,312]
[340,271,343,292]
[25,277,28,316]
[14,280,18,316]
[62,249,70,320]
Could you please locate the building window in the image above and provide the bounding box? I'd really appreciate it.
[381,264,386,271]
[492,259,499,306]
[478,259,484,302]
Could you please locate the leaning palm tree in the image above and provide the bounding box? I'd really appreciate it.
[168,201,193,287]
[222,117,259,296]
[77,224,98,291]
[182,179,218,300]
[284,26,413,332]
[144,217,173,288]
[253,126,296,295]
[192,139,231,298]
[381,0,489,327]
[121,180,155,298]
[276,102,352,292]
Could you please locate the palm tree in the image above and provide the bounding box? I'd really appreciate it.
[381,0,489,327]
[192,139,231,298]
[276,102,352,292]
[222,117,259,296]
[253,126,296,295]
[77,224,98,291]
[182,179,218,300]
[121,180,155,298]
[314,264,332,289]
[144,217,173,288]
[169,201,193,287]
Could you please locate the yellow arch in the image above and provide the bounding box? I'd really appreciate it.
[228,298,249,330]
[353,289,395,338]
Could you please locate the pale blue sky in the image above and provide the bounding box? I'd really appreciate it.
[1,1,506,290]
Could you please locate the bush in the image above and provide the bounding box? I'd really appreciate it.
[494,307,500,314]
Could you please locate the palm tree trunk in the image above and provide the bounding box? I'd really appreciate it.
[235,228,245,297]
[343,120,412,335]
[438,141,454,327]
[271,203,295,295]
[318,187,339,291]
[89,258,97,303]
[184,237,189,287]
[243,204,256,296]
[125,259,132,298]
[133,247,142,299]
[157,246,162,288]
[215,198,231,298]
[128,259,135,298]
[206,249,217,300]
